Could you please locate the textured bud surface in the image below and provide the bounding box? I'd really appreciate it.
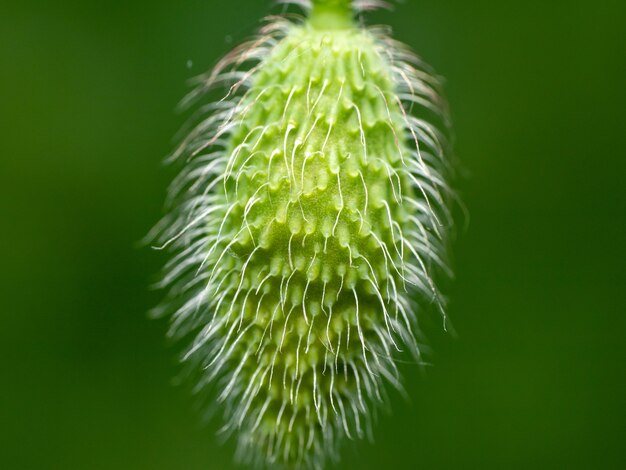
[154,2,454,469]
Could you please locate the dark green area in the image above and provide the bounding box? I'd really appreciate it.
[1,0,624,468]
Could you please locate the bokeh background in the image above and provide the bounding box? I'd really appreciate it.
[1,0,625,468]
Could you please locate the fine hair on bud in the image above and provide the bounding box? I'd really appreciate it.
[151,0,457,469]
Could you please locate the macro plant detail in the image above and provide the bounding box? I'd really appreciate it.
[153,0,455,469]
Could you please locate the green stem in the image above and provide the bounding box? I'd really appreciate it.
[309,0,355,31]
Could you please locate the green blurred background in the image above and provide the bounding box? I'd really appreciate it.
[1,0,624,468]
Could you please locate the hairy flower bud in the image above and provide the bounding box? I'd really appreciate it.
[153,1,455,468]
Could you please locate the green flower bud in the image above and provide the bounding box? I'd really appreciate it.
[153,1,455,469]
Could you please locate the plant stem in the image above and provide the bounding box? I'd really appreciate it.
[309,0,355,31]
